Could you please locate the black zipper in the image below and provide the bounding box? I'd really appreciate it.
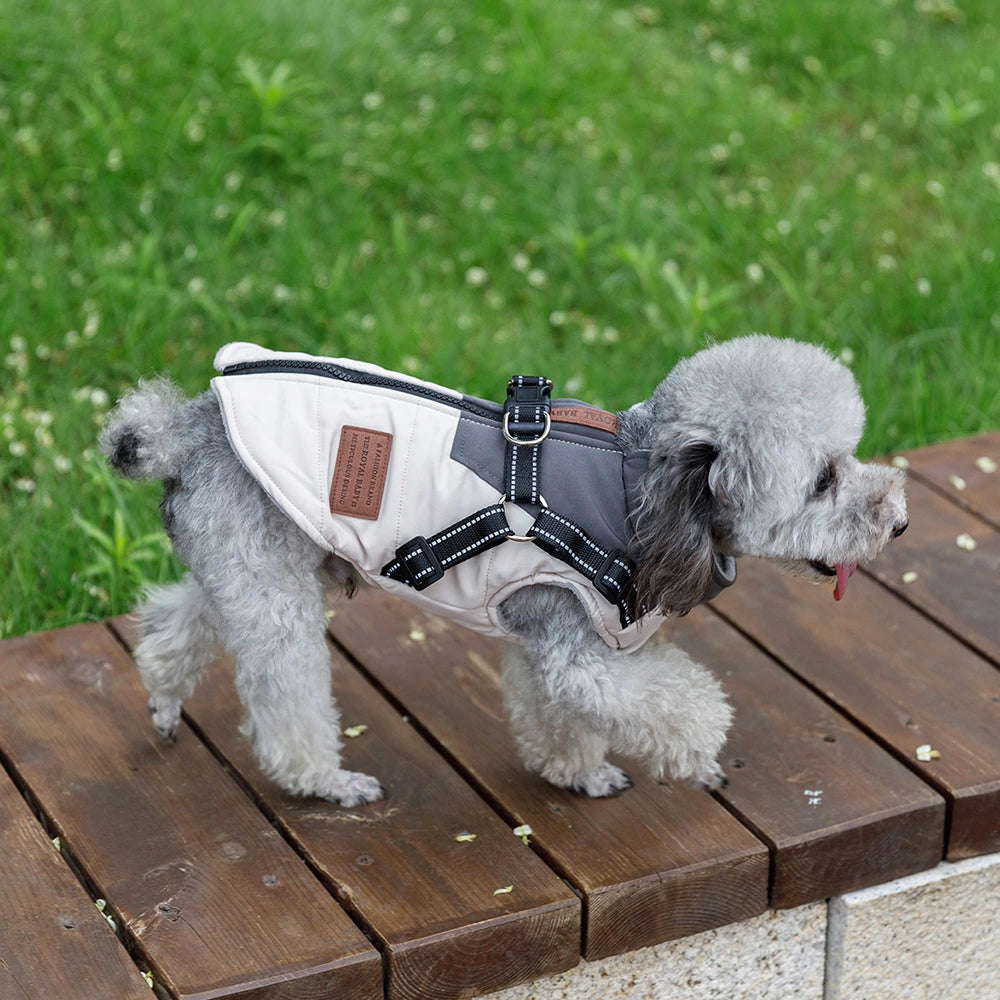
[221,358,499,421]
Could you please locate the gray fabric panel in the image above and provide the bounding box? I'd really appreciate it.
[451,415,638,554]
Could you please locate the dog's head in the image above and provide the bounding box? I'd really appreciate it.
[631,335,907,615]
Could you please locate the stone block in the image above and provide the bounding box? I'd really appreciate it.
[826,852,1000,1000]
[488,903,827,1000]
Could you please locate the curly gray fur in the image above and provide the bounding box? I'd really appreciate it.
[100,336,907,805]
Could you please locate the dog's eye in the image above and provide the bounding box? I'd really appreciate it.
[814,463,836,496]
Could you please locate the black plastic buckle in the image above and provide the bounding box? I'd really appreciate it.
[393,536,444,590]
[593,550,631,604]
[504,376,553,441]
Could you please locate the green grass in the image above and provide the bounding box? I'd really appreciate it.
[3,0,999,636]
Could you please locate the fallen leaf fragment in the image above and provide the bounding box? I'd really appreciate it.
[409,629,426,642]
[512,823,533,844]
[493,885,514,895]
[976,456,998,474]
[956,533,977,551]
[949,474,967,491]
[891,455,910,470]
[915,744,942,762]
[343,724,368,738]
[454,832,477,843]
[901,571,919,584]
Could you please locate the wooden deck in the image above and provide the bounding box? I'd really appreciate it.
[2,433,1000,1000]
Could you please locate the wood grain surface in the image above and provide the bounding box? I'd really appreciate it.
[668,611,944,907]
[0,768,153,1000]
[865,475,1000,663]
[900,431,1000,529]
[0,624,382,1000]
[111,616,581,1000]
[713,562,1000,859]
[326,590,770,961]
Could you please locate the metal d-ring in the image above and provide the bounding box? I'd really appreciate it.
[502,411,551,447]
[501,494,547,542]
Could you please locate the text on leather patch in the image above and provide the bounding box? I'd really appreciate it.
[330,426,392,520]
[552,406,620,434]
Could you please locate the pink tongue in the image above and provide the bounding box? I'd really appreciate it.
[833,561,857,601]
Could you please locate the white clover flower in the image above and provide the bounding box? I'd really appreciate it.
[54,455,72,473]
[89,388,109,408]
[465,266,489,287]
[184,244,198,261]
[106,148,124,171]
[549,310,567,326]
[272,284,292,304]
[926,179,944,198]
[917,278,932,296]
[224,171,243,192]
[15,478,36,493]
[362,91,384,111]
[746,263,764,283]
[526,268,547,287]
[9,441,27,457]
[511,252,530,272]
[187,276,206,295]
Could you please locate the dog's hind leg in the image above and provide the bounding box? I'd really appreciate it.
[133,575,219,742]
[204,559,384,807]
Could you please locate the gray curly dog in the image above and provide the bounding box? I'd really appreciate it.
[101,336,907,806]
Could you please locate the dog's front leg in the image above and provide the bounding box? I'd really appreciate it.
[501,644,634,797]
[501,586,732,792]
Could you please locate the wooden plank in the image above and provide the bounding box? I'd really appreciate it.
[0,768,152,1000]
[0,624,382,1000]
[326,589,769,961]
[110,617,581,1000]
[865,475,1000,663]
[669,611,944,908]
[713,561,1000,860]
[899,431,1000,529]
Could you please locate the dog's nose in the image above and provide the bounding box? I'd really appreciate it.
[891,519,909,539]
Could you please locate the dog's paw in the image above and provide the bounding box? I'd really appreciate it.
[683,756,728,791]
[572,761,634,798]
[321,769,386,807]
[147,693,181,743]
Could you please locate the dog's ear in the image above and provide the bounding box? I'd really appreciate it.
[631,436,720,616]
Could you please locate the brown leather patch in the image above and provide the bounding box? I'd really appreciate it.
[552,405,620,435]
[329,426,392,520]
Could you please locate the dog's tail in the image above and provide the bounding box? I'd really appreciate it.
[99,377,187,481]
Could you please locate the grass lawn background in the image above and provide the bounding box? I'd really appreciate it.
[3,0,999,636]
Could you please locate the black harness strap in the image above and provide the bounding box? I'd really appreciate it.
[503,376,552,505]
[381,374,640,628]
[382,503,511,591]
[528,508,637,627]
